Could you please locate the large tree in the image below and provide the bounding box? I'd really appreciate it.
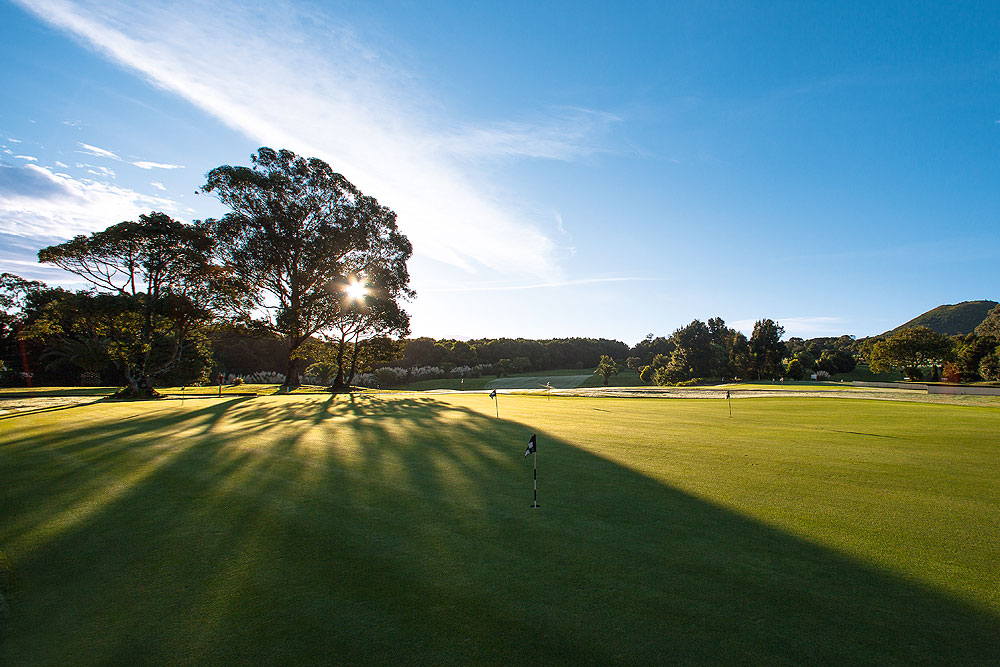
[867,326,953,379]
[203,148,413,391]
[36,212,230,396]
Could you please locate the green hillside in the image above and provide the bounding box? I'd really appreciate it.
[890,300,997,336]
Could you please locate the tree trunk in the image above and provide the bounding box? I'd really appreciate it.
[332,334,348,389]
[281,355,303,391]
[347,336,362,386]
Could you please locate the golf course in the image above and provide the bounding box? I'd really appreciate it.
[2,391,998,664]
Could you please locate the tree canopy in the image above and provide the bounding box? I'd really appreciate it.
[35,213,231,395]
[203,147,413,390]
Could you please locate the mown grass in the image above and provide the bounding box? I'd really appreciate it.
[1,394,998,664]
[403,368,641,391]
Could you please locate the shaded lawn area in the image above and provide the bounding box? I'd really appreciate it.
[1,394,999,664]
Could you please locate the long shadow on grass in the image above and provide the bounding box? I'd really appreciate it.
[1,394,998,665]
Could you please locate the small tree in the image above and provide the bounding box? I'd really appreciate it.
[594,355,619,385]
[639,365,653,383]
[784,358,804,380]
[625,356,641,373]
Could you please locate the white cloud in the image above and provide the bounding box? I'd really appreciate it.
[0,162,181,237]
[7,138,22,143]
[77,142,119,159]
[130,160,184,170]
[150,181,166,190]
[13,155,38,162]
[54,161,69,168]
[13,0,617,279]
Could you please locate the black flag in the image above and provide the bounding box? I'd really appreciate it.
[524,434,537,457]
[725,390,730,399]
[490,389,497,399]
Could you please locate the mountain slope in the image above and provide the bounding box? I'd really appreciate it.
[890,300,998,336]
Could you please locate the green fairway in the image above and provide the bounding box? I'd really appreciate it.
[1,394,999,664]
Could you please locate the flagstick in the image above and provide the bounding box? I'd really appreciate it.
[531,450,540,508]
[495,394,500,419]
[728,394,732,417]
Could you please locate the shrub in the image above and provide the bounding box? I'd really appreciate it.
[903,366,923,381]
[80,370,103,386]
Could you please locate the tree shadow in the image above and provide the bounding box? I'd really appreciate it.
[1,394,997,665]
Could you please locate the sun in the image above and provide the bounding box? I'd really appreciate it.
[345,279,368,301]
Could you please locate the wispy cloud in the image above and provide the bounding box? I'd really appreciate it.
[77,142,118,159]
[7,138,22,143]
[0,162,180,237]
[440,108,621,162]
[150,181,166,191]
[131,160,184,170]
[14,0,618,279]
[13,155,37,162]
[421,277,662,293]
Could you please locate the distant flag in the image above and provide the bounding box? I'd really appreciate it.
[490,389,497,399]
[490,388,499,418]
[524,434,540,508]
[524,434,537,457]
[726,389,732,417]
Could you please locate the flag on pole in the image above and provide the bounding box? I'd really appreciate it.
[524,434,537,457]
[490,389,497,399]
[725,390,730,399]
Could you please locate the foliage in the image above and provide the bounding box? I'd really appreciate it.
[204,147,413,391]
[953,334,998,381]
[749,319,786,380]
[979,353,1000,382]
[867,327,954,376]
[816,349,856,375]
[593,355,619,385]
[35,213,231,396]
[784,358,804,380]
[638,365,653,383]
[305,360,339,385]
[973,304,1000,339]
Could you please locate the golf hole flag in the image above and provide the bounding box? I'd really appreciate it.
[524,434,540,508]
[490,388,499,418]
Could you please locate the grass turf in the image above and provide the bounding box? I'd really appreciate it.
[1,394,998,664]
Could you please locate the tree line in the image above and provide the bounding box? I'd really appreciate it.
[0,148,413,397]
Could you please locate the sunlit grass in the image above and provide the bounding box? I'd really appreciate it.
[1,394,998,664]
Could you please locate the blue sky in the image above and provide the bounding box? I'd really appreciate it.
[1,0,997,344]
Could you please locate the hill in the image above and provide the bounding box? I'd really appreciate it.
[890,300,998,336]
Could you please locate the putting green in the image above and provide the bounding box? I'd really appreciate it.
[1,394,998,664]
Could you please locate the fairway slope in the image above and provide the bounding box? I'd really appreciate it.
[1,394,998,665]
